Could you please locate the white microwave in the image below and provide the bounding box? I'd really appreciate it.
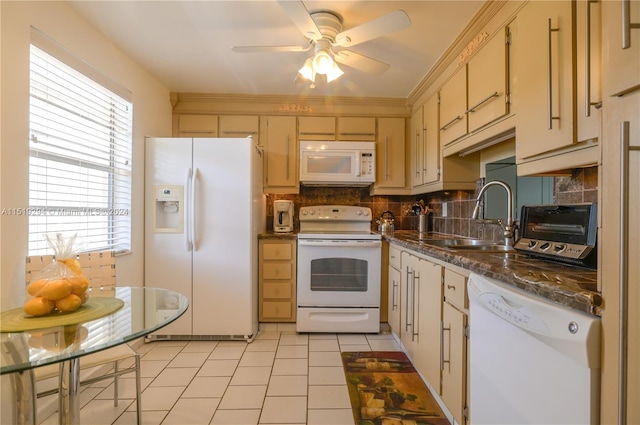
[299,141,376,186]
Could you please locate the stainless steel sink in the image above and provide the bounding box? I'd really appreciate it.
[423,238,515,252]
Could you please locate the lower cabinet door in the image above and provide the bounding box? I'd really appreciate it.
[388,265,401,335]
[441,301,468,425]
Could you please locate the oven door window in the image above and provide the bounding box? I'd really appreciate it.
[310,257,368,292]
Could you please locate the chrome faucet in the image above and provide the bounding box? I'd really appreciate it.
[472,180,516,248]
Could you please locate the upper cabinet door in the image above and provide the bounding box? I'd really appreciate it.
[576,0,602,142]
[515,0,575,160]
[375,117,405,189]
[218,115,259,138]
[602,0,640,97]
[410,107,424,188]
[439,66,468,146]
[177,115,218,137]
[467,31,509,134]
[337,117,376,141]
[262,116,298,191]
[298,116,336,140]
[422,94,440,185]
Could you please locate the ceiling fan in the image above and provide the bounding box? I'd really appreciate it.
[231,0,411,85]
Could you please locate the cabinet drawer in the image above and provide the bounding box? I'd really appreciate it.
[389,245,401,270]
[262,301,292,319]
[263,282,292,299]
[262,243,292,260]
[444,269,467,309]
[262,263,292,280]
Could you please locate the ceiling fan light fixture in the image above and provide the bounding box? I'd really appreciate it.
[312,49,334,74]
[298,57,316,82]
[325,61,344,82]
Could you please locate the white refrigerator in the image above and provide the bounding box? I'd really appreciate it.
[144,136,265,340]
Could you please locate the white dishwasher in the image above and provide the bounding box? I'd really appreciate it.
[467,273,601,425]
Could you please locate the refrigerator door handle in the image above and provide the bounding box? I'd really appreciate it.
[191,167,199,251]
[185,168,193,251]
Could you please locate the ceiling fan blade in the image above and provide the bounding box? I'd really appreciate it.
[231,44,311,53]
[277,0,322,41]
[334,10,411,47]
[334,50,390,75]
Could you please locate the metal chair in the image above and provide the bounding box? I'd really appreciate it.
[25,251,142,424]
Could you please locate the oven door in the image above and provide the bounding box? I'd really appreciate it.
[297,238,381,307]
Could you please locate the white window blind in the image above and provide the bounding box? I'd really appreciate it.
[28,39,133,255]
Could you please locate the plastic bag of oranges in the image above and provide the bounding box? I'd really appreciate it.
[24,233,90,316]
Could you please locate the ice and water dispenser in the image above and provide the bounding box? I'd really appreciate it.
[153,185,184,233]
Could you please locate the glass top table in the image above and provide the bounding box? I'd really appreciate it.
[1,287,188,425]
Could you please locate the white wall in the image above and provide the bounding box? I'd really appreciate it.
[1,1,172,309]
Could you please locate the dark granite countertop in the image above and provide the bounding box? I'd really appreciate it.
[386,231,601,316]
[259,231,297,240]
[259,230,601,316]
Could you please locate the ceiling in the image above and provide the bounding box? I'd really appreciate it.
[68,1,485,99]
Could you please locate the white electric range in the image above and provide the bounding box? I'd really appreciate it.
[296,205,382,333]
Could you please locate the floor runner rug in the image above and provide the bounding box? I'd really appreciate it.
[341,351,451,425]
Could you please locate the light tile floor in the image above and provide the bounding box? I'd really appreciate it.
[41,326,402,425]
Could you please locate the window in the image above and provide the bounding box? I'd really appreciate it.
[28,32,133,255]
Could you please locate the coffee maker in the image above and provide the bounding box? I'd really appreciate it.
[273,200,294,233]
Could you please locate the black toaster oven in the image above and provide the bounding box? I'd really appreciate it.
[514,203,597,269]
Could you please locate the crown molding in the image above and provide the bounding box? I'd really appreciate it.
[407,0,516,105]
[172,92,408,108]
[171,92,411,116]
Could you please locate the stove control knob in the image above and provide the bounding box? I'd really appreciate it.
[554,244,566,253]
[355,209,362,216]
[363,209,370,216]
[301,209,308,216]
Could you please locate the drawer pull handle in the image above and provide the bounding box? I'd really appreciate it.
[447,284,456,290]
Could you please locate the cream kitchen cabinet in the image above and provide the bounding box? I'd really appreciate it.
[218,115,259,138]
[410,106,425,188]
[439,66,468,147]
[387,244,402,335]
[374,117,406,191]
[400,251,443,392]
[440,27,511,151]
[441,268,469,425]
[261,116,298,193]
[397,246,471,423]
[176,114,218,137]
[337,117,376,141]
[602,0,640,97]
[411,94,440,188]
[466,30,510,135]
[298,116,336,140]
[576,0,602,142]
[410,94,479,193]
[514,0,600,175]
[259,240,297,322]
[599,32,640,421]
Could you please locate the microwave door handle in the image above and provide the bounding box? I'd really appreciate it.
[356,153,361,177]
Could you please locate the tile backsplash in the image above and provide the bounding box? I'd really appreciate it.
[268,166,598,241]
